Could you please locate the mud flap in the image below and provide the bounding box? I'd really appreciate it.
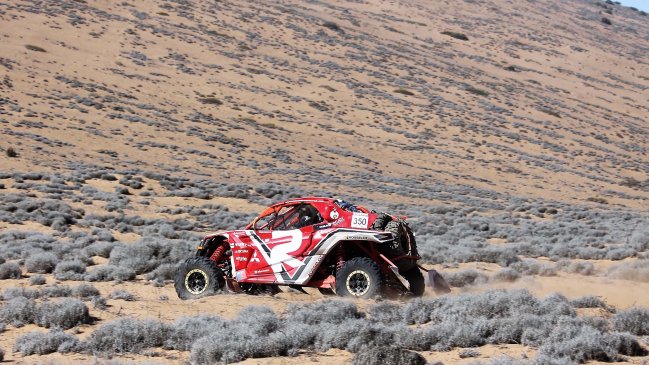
[379,254,411,290]
[420,266,451,294]
[225,278,241,293]
[388,265,410,291]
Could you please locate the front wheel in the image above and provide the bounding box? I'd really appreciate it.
[175,257,225,300]
[335,257,383,299]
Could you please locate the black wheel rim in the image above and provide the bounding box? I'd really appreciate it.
[346,270,371,296]
[185,269,208,295]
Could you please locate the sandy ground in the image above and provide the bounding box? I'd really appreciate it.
[0,0,648,363]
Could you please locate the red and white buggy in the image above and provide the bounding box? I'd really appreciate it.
[175,197,449,299]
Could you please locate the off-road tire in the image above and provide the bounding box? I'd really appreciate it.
[384,221,417,271]
[335,257,383,299]
[371,213,392,231]
[175,257,225,300]
[403,267,425,296]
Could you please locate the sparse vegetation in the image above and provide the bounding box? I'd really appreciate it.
[322,21,343,32]
[612,307,649,335]
[25,44,46,52]
[539,108,561,118]
[108,289,136,301]
[0,262,21,279]
[442,31,469,40]
[394,88,415,96]
[10,291,645,363]
[465,86,489,96]
[198,97,222,105]
[587,196,608,204]
[14,330,81,355]
[6,147,17,157]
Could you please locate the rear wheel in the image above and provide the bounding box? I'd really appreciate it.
[175,257,225,300]
[384,221,417,272]
[335,257,383,299]
[403,267,425,296]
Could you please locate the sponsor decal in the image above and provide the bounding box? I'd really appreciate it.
[330,209,339,220]
[314,223,332,231]
[346,235,370,240]
[250,251,261,263]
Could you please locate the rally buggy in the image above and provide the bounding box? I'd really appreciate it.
[175,197,449,299]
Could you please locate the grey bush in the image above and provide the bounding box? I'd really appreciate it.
[0,262,21,279]
[25,252,58,273]
[8,287,645,364]
[108,238,190,275]
[145,263,177,281]
[444,269,488,287]
[54,259,87,280]
[0,297,37,327]
[607,260,649,282]
[351,346,426,365]
[556,260,595,275]
[459,348,480,358]
[39,285,72,298]
[72,283,100,299]
[368,301,403,323]
[630,228,649,252]
[30,274,47,285]
[190,306,297,364]
[537,318,646,362]
[612,307,649,335]
[83,241,117,258]
[286,300,364,324]
[2,287,40,300]
[14,330,81,355]
[510,259,556,276]
[36,299,90,329]
[87,318,171,354]
[570,296,610,309]
[86,265,136,281]
[491,268,521,282]
[165,315,225,351]
[109,289,136,301]
[92,296,108,310]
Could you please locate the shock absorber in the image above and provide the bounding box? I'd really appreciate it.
[209,244,226,263]
[335,245,346,271]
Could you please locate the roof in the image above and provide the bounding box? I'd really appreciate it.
[269,197,335,208]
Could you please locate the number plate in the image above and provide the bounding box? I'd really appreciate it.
[351,213,369,229]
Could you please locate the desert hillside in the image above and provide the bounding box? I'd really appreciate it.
[0,0,648,364]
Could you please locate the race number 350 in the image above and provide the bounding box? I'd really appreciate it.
[351,213,369,228]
